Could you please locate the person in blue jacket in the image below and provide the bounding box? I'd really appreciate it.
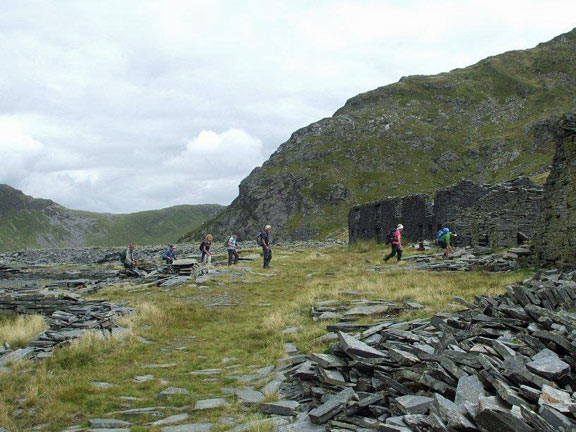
[162,244,177,264]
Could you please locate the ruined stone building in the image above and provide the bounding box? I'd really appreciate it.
[535,113,576,266]
[348,178,543,248]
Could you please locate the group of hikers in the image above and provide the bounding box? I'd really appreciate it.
[122,223,456,271]
[121,225,274,270]
[382,224,457,262]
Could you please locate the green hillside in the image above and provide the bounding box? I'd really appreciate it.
[183,28,576,241]
[0,185,222,251]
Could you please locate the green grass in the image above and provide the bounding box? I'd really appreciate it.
[0,245,532,431]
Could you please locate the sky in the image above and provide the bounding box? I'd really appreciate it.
[0,1,574,213]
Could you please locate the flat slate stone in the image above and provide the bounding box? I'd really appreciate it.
[318,367,347,386]
[194,398,229,410]
[158,387,190,399]
[526,348,570,380]
[337,331,386,358]
[432,393,475,430]
[395,395,434,415]
[261,379,283,395]
[235,388,265,405]
[455,375,485,407]
[89,418,132,429]
[152,413,191,426]
[91,382,115,389]
[260,400,300,416]
[133,374,154,382]
[539,384,574,412]
[476,407,533,432]
[344,304,390,316]
[308,387,355,424]
[310,353,345,369]
[161,423,213,432]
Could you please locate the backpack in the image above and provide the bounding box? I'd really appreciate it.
[256,232,264,247]
[437,228,450,241]
[119,249,127,262]
[385,230,396,245]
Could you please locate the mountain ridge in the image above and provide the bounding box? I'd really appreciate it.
[181,27,576,242]
[0,184,222,251]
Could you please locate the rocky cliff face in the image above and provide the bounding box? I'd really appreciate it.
[0,185,222,251]
[535,113,576,266]
[184,28,576,242]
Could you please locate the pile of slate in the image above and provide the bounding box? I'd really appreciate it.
[404,246,532,273]
[280,269,576,431]
[0,286,132,366]
[0,264,21,277]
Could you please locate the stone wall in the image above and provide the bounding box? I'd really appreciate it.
[348,178,543,247]
[535,113,576,266]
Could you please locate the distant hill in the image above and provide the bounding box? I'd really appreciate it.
[0,185,222,251]
[182,28,576,241]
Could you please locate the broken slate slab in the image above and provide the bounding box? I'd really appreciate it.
[432,393,475,430]
[308,387,356,424]
[158,387,190,399]
[337,331,386,358]
[476,408,534,432]
[526,348,570,380]
[538,384,575,413]
[318,367,347,386]
[260,400,300,416]
[152,413,191,426]
[161,423,213,432]
[235,388,265,405]
[455,374,485,407]
[394,395,434,415]
[310,353,345,369]
[344,304,390,316]
[194,398,229,410]
[89,419,132,429]
[133,374,154,383]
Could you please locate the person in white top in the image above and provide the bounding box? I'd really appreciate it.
[227,234,239,266]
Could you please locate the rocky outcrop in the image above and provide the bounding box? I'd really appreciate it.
[535,113,576,267]
[348,178,543,248]
[186,28,576,241]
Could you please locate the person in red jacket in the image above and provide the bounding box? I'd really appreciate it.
[384,224,404,262]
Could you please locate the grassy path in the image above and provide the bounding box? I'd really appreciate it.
[0,246,531,431]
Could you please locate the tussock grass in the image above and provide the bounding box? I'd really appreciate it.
[0,244,532,431]
[0,314,48,348]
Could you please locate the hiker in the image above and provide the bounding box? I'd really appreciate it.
[162,244,177,264]
[258,225,272,269]
[438,227,457,258]
[227,234,239,266]
[121,244,137,269]
[384,224,404,262]
[199,234,213,264]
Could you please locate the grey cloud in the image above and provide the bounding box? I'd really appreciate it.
[0,0,575,212]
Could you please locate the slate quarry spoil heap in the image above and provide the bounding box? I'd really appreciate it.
[0,286,132,366]
[281,269,576,431]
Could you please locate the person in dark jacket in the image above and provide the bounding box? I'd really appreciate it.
[199,235,213,264]
[121,244,137,269]
[261,225,272,269]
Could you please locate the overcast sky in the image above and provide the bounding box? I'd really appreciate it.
[0,1,574,213]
